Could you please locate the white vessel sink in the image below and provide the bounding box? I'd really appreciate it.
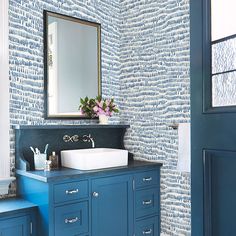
[61,148,128,170]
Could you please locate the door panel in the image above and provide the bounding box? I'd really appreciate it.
[91,175,133,236]
[190,0,236,235]
[204,150,236,236]
[0,216,30,236]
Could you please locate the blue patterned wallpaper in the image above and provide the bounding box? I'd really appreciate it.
[119,0,191,235]
[8,0,191,235]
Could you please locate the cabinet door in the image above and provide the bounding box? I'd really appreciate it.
[91,175,133,236]
[0,215,30,236]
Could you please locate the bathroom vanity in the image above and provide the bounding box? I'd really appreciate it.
[0,198,37,236]
[15,125,162,236]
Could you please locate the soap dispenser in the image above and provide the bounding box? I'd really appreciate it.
[49,151,59,169]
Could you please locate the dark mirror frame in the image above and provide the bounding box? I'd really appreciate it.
[43,10,101,119]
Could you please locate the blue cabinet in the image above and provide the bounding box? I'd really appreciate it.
[134,169,161,236]
[91,175,133,236]
[0,199,37,236]
[54,201,89,236]
[17,162,161,236]
[0,215,30,236]
[135,216,159,236]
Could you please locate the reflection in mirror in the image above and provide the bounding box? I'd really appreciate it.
[211,0,236,107]
[44,11,101,118]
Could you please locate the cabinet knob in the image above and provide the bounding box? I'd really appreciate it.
[92,192,99,198]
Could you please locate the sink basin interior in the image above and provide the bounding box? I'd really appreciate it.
[61,148,128,170]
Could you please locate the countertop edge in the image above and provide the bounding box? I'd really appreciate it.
[16,160,163,183]
[13,124,130,129]
[0,198,37,216]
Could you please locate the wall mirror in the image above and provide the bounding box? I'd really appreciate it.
[44,11,101,119]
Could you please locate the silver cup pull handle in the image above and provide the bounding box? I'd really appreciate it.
[65,217,79,224]
[143,177,152,182]
[143,229,152,235]
[143,200,152,205]
[65,189,79,195]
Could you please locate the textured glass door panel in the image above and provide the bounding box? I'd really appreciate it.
[211,0,236,108]
[212,38,236,74]
[211,0,236,41]
[212,71,236,107]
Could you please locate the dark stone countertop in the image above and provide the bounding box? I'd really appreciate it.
[16,159,163,183]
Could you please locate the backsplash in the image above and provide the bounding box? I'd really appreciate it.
[120,0,191,235]
[7,0,190,235]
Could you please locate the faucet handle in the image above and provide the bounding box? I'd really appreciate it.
[82,134,95,148]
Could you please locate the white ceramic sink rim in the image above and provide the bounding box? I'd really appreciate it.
[61,148,128,170]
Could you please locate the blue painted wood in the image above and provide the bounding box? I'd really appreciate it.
[15,125,130,171]
[17,176,50,236]
[54,201,89,236]
[16,160,162,183]
[204,150,236,236]
[91,174,133,236]
[134,170,159,189]
[17,165,161,236]
[135,216,159,236]
[135,188,159,219]
[0,215,30,236]
[191,0,236,235]
[14,125,161,235]
[0,198,37,216]
[54,180,88,204]
[0,199,37,236]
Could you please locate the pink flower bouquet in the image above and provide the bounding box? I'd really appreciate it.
[79,96,119,118]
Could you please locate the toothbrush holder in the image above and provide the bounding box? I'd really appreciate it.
[34,153,47,170]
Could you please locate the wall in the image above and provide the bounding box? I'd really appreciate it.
[7,0,121,194]
[8,0,191,235]
[119,0,191,235]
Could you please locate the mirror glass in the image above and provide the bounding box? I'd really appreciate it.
[211,0,236,107]
[44,11,101,118]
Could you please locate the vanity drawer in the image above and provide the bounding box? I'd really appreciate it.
[135,216,159,236]
[134,170,159,189]
[135,188,159,218]
[54,201,89,236]
[54,180,88,204]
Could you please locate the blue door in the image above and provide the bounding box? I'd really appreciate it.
[91,175,133,236]
[191,0,236,235]
[0,215,30,236]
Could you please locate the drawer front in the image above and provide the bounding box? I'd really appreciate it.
[54,180,88,204]
[135,216,159,236]
[134,170,159,189]
[55,201,89,236]
[136,188,159,218]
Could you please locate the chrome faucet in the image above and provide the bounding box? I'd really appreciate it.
[63,134,95,148]
[82,134,95,148]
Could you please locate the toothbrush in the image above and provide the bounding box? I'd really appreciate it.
[44,144,49,154]
[30,146,36,154]
[35,148,40,154]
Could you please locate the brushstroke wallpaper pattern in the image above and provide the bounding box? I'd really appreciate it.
[8,0,190,235]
